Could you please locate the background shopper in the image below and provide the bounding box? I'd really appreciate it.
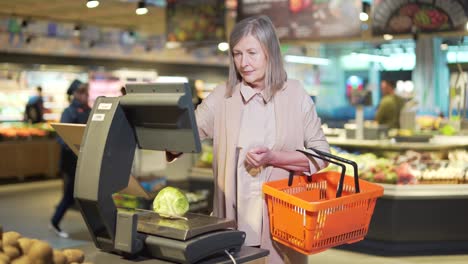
[375,79,405,129]
[24,86,44,124]
[50,80,90,238]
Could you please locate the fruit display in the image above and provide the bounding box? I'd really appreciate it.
[323,147,468,185]
[0,122,55,141]
[0,229,90,264]
[413,7,449,30]
[388,3,450,33]
[166,2,225,42]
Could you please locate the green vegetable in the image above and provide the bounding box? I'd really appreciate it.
[153,187,189,218]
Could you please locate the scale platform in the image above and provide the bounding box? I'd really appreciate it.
[136,211,236,241]
[116,209,245,263]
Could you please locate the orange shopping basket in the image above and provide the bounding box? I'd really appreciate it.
[263,147,384,255]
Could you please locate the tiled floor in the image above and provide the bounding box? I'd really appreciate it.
[0,179,91,249]
[1,180,467,263]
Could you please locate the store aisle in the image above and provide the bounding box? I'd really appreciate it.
[0,179,91,249]
[1,180,467,264]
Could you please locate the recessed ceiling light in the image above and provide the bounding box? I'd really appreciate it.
[86,0,99,9]
[217,42,229,52]
[136,1,148,15]
[383,34,393,41]
[359,12,369,22]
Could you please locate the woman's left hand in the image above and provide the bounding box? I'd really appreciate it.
[245,146,275,168]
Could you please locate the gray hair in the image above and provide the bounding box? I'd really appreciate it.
[226,15,287,100]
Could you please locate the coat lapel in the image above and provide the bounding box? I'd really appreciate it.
[273,82,289,152]
[223,83,243,221]
[225,83,243,147]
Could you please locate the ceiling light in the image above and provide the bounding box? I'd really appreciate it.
[284,55,330,66]
[73,25,81,37]
[86,0,99,8]
[217,42,229,52]
[440,43,448,51]
[360,2,370,22]
[156,76,188,83]
[359,12,369,22]
[383,34,394,41]
[136,1,148,15]
[350,52,389,62]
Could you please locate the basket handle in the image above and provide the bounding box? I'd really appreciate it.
[287,170,313,187]
[309,147,360,194]
[297,150,348,198]
[297,148,360,197]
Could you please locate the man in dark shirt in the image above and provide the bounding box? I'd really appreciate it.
[50,80,90,238]
[375,80,405,129]
[24,86,44,123]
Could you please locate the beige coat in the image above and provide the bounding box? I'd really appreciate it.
[195,79,330,264]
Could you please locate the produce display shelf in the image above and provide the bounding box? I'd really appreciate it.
[327,137,468,151]
[380,183,468,199]
[349,182,468,255]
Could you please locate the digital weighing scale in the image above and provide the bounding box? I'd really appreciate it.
[56,82,258,263]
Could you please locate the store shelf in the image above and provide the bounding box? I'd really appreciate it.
[381,183,468,199]
[327,137,468,151]
[188,167,213,180]
[367,192,468,243]
[0,138,60,179]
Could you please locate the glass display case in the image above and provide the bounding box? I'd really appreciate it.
[326,135,468,254]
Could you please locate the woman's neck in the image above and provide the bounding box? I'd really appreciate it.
[243,80,265,92]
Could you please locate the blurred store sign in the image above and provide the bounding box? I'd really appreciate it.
[237,0,362,40]
[166,0,225,44]
[372,0,468,35]
[0,16,229,66]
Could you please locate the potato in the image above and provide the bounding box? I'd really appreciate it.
[18,238,34,255]
[3,232,21,248]
[27,241,52,263]
[53,250,66,264]
[4,245,21,260]
[62,249,84,263]
[11,255,32,264]
[0,252,10,263]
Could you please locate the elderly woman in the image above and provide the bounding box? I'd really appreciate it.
[194,15,330,263]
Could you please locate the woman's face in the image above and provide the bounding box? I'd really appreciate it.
[232,34,267,89]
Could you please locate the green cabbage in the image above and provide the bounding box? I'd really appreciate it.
[153,186,189,217]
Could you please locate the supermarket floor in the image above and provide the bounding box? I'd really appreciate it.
[1,179,467,264]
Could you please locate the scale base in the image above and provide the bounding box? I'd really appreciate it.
[143,229,246,264]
